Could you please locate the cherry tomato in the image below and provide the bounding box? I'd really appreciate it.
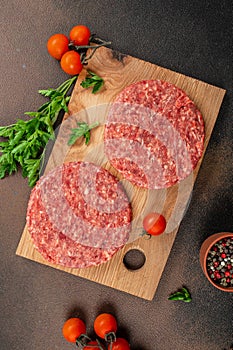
[70,25,91,46]
[143,212,166,236]
[83,340,102,349]
[60,51,83,75]
[47,33,69,60]
[62,317,86,343]
[108,338,131,350]
[94,313,117,340]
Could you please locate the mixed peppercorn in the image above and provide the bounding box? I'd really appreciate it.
[206,236,233,288]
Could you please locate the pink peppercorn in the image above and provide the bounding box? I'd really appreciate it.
[214,271,221,279]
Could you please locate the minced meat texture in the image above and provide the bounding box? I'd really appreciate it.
[104,80,205,189]
[26,161,132,268]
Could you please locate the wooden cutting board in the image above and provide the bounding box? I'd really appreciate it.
[16,47,225,300]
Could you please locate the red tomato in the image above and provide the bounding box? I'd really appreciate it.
[143,212,166,236]
[60,51,83,75]
[70,25,91,46]
[108,338,130,350]
[83,340,102,349]
[62,317,86,343]
[47,33,69,60]
[94,313,117,340]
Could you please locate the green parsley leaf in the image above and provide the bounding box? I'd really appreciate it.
[68,121,99,146]
[168,287,192,302]
[0,75,77,187]
[80,71,104,94]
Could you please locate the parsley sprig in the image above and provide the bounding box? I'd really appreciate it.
[80,71,104,94]
[168,287,192,302]
[68,121,99,146]
[0,76,77,187]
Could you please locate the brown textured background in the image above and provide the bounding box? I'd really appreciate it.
[0,1,232,349]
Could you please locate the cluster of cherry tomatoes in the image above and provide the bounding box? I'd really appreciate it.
[62,313,130,349]
[47,25,91,75]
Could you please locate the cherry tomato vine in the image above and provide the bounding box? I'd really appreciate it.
[62,313,130,349]
[47,25,111,75]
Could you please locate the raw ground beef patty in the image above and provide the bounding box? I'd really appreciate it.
[26,161,132,268]
[104,80,205,189]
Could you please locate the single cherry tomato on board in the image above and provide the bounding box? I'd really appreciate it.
[70,25,91,46]
[143,212,166,236]
[94,313,117,340]
[62,317,86,343]
[47,33,69,60]
[60,51,83,75]
[108,338,131,350]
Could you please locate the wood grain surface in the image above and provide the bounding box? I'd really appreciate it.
[16,47,225,300]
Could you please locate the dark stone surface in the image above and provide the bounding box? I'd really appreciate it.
[0,1,232,349]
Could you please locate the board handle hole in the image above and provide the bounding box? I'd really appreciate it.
[123,249,146,271]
